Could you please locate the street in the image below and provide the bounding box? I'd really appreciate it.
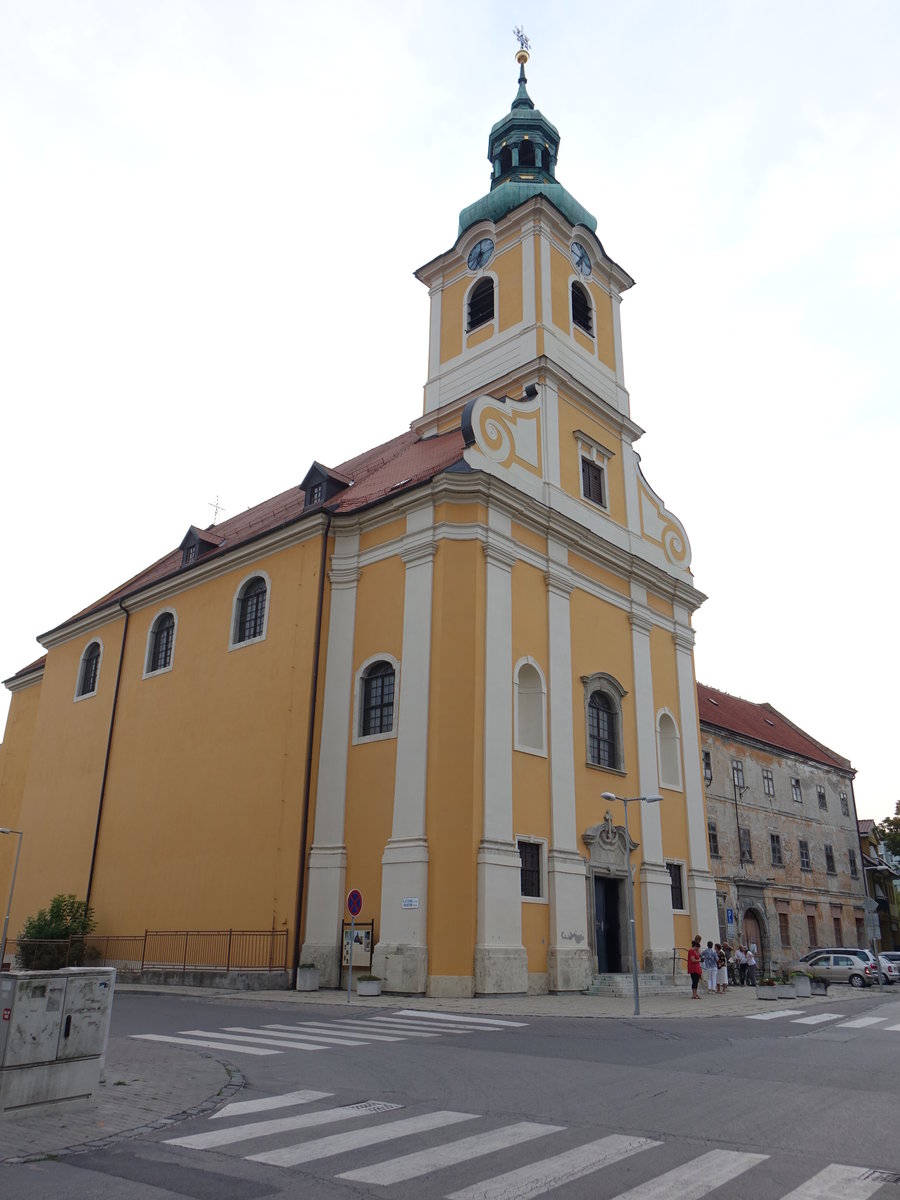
[2,987,900,1198]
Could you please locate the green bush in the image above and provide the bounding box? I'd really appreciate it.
[16,894,96,970]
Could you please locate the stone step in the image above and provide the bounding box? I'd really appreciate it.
[586,972,681,997]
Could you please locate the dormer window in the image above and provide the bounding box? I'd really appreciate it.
[468,278,494,331]
[308,482,324,506]
[572,281,592,335]
[301,462,351,510]
[180,525,225,568]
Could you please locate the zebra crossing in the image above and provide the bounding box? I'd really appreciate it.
[163,1086,896,1197]
[745,1008,900,1032]
[131,1008,527,1057]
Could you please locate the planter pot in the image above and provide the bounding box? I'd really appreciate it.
[296,967,320,992]
[775,984,797,999]
[792,975,811,998]
[357,979,382,997]
[756,986,779,1000]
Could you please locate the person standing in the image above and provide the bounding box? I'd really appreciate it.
[687,937,703,1000]
[735,945,747,985]
[746,946,757,987]
[716,943,727,993]
[700,940,718,993]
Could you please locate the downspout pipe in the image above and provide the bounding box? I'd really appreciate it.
[85,600,129,909]
[291,508,333,983]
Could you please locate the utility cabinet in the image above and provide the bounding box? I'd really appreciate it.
[0,968,116,1116]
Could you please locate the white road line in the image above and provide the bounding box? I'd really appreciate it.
[248,1109,478,1167]
[836,1017,887,1029]
[886,1024,900,1032]
[393,1010,528,1028]
[222,1025,370,1047]
[337,1121,563,1185]
[745,1009,804,1021]
[211,1090,331,1120]
[608,1149,768,1199]
[178,1029,328,1051]
[777,1162,886,1198]
[369,1016,488,1033]
[790,1013,844,1025]
[274,1022,404,1043]
[131,1034,279,1056]
[327,1020,440,1038]
[165,1099,402,1150]
[445,1134,659,1200]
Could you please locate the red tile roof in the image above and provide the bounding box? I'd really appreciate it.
[43,427,466,637]
[697,683,852,772]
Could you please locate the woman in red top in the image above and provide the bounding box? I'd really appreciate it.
[687,936,702,1000]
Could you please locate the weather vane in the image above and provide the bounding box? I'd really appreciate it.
[513,26,531,53]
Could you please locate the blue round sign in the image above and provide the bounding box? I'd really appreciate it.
[347,889,363,916]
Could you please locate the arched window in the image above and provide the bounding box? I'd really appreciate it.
[147,611,175,675]
[571,281,592,335]
[657,711,682,790]
[514,659,546,755]
[518,139,536,167]
[76,641,101,698]
[583,673,626,771]
[468,278,494,331]
[234,576,267,645]
[360,660,395,737]
[499,145,513,175]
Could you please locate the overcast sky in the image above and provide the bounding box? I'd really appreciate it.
[2,2,897,822]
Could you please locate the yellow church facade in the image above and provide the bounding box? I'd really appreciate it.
[0,50,717,995]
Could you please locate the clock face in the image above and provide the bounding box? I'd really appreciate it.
[467,238,495,271]
[571,241,591,277]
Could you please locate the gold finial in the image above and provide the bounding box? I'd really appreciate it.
[513,25,531,66]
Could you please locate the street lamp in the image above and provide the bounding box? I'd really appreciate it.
[0,827,23,974]
[601,792,662,1016]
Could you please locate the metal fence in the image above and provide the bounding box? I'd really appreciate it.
[13,929,288,974]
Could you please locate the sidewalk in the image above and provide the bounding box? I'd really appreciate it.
[0,980,889,1165]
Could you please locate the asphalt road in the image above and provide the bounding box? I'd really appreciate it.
[4,990,900,1199]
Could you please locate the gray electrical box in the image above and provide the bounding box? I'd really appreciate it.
[0,967,116,1116]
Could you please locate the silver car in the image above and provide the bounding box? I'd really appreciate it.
[878,952,899,984]
[800,950,877,988]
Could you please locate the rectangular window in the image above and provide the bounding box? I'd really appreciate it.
[778,912,790,948]
[799,839,811,870]
[832,916,843,946]
[518,840,542,899]
[739,827,752,863]
[791,778,802,803]
[702,749,712,781]
[806,914,818,948]
[840,791,850,817]
[732,759,745,788]
[581,457,606,507]
[666,861,685,911]
[824,844,836,874]
[762,768,775,797]
[707,820,719,858]
[770,833,783,867]
[817,786,827,812]
[848,849,859,878]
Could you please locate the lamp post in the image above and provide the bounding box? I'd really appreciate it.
[0,827,23,974]
[601,792,662,1016]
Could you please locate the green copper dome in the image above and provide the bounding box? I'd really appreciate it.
[458,53,597,237]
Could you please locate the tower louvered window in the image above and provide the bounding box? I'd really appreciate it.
[468,278,494,330]
[571,281,592,334]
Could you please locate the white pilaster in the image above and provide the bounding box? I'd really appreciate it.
[474,510,528,994]
[630,603,675,973]
[545,542,591,991]
[373,506,435,993]
[301,530,359,986]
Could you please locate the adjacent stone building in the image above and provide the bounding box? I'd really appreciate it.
[858,819,899,951]
[698,684,866,971]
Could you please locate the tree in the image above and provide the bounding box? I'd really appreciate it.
[16,893,96,969]
[877,800,900,858]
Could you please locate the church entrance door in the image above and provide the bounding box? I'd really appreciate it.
[594,876,623,973]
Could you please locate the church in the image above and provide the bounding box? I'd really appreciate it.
[0,45,718,995]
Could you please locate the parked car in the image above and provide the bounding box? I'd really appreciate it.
[878,953,899,984]
[795,950,877,988]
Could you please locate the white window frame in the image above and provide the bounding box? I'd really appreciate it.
[74,638,104,702]
[665,859,688,914]
[143,608,178,679]
[513,656,547,757]
[575,431,614,513]
[352,652,400,746]
[655,708,683,791]
[516,835,548,904]
[228,570,272,651]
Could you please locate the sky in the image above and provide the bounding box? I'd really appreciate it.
[1,1,898,822]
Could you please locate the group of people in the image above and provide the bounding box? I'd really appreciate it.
[686,937,757,999]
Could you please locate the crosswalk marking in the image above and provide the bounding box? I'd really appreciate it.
[178,1028,333,1050]
[337,1120,564,1185]
[746,1009,804,1021]
[445,1133,659,1200]
[777,1162,886,1198]
[368,1016,490,1033]
[166,1099,402,1150]
[247,1109,478,1167]
[131,1033,280,1055]
[836,1017,887,1029]
[222,1025,370,1046]
[211,1090,331,1120]
[887,1024,900,1032]
[609,1149,768,1199]
[265,1022,403,1043]
[394,1009,528,1028]
[323,1019,441,1038]
[790,1013,844,1025]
